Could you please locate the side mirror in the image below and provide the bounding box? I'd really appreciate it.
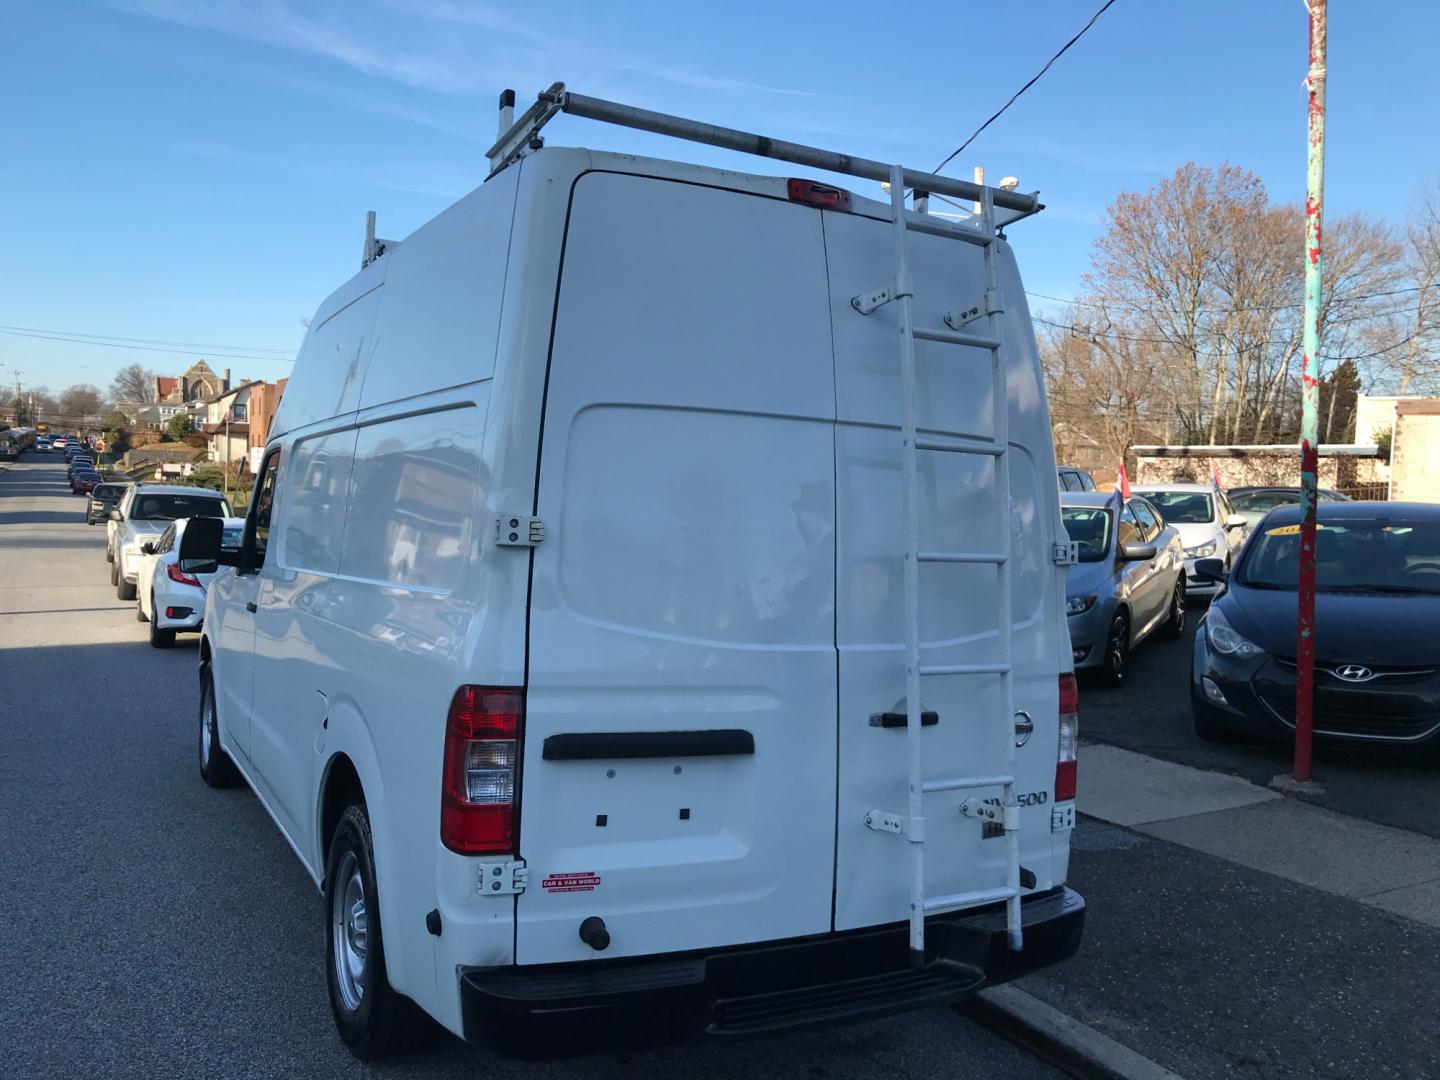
[1120,543,1157,562]
[141,542,155,555]
[108,509,122,521]
[1225,514,1247,530]
[178,515,236,575]
[1194,557,1228,583]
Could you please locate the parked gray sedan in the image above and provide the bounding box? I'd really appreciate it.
[1062,492,1188,686]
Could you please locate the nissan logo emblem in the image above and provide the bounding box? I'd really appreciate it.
[1334,664,1374,683]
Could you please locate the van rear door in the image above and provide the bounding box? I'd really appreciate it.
[518,172,839,965]
[821,211,1061,932]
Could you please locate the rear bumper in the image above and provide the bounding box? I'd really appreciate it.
[459,886,1084,1040]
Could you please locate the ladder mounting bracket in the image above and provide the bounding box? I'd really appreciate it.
[851,276,914,315]
[1051,541,1080,566]
[864,810,904,835]
[959,798,1002,823]
[944,290,1003,330]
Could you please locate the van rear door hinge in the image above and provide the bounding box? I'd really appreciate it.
[1051,541,1080,566]
[476,859,528,896]
[495,514,545,547]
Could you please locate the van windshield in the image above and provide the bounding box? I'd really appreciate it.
[1062,507,1112,562]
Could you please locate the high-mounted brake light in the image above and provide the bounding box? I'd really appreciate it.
[1055,673,1079,802]
[787,178,852,211]
[441,686,522,854]
[167,562,200,587]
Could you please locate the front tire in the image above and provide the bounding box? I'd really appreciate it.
[1162,579,1187,639]
[326,804,415,1060]
[198,666,240,788]
[1099,611,1130,687]
[1192,686,1230,743]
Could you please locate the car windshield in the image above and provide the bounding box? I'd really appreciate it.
[1141,491,1214,524]
[1238,517,1440,594]
[130,493,231,521]
[1061,507,1112,562]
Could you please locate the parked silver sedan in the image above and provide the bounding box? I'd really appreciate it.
[1062,492,1188,686]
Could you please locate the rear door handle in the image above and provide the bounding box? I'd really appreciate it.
[870,711,939,728]
[246,601,257,613]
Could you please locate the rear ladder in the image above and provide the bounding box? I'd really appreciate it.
[855,165,1022,964]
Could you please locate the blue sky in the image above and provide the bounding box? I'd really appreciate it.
[6,0,1440,397]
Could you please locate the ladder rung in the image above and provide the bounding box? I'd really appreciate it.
[905,213,993,246]
[915,436,1004,457]
[922,774,1013,794]
[920,663,1011,676]
[913,326,1002,350]
[917,550,1006,564]
[923,886,1017,914]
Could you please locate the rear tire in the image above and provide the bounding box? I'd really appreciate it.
[1099,611,1130,687]
[198,667,240,788]
[326,804,416,1060]
[117,575,136,601]
[1162,579,1187,639]
[148,594,175,648]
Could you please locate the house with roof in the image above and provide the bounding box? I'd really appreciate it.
[200,378,287,471]
[156,360,230,404]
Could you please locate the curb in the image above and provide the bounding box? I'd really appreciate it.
[964,985,1185,1080]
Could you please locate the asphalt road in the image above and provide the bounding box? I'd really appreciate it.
[1079,593,1440,839]
[0,454,1062,1080]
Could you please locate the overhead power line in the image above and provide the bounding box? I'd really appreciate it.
[0,324,293,355]
[1025,285,1429,317]
[933,0,1120,175]
[0,327,295,364]
[1033,314,1418,362]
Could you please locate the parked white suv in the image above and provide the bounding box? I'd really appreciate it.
[108,484,231,600]
[180,87,1084,1058]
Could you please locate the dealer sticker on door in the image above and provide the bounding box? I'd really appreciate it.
[542,872,601,893]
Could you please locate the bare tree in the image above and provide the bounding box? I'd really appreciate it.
[109,362,156,404]
[58,383,106,425]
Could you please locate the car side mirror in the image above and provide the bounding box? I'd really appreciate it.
[1194,557,1228,583]
[141,542,155,555]
[178,515,236,575]
[1225,515,1247,530]
[1120,543,1157,562]
[108,509,122,521]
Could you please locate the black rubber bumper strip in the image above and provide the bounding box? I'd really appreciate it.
[542,729,755,761]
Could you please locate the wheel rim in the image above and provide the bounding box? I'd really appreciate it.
[1109,618,1127,680]
[1173,584,1186,628]
[332,851,367,1012]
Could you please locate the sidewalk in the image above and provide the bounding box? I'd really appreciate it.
[1003,743,1440,1079]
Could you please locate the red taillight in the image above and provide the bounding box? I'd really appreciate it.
[1056,673,1079,802]
[787,178,853,211]
[441,686,522,854]
[167,562,200,587]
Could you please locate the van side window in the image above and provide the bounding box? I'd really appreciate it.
[1117,505,1143,547]
[282,432,355,575]
[250,451,283,570]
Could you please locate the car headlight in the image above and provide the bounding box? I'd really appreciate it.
[1206,612,1266,660]
[1066,594,1098,616]
[1185,539,1218,558]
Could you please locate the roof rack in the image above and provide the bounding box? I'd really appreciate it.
[486,82,1044,228]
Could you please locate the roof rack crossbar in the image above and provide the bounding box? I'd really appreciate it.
[486,83,1042,222]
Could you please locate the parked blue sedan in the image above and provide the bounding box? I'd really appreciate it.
[1062,492,1188,686]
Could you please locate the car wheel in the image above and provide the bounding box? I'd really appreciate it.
[136,595,148,622]
[326,804,416,1060]
[117,574,136,601]
[198,666,240,788]
[1162,579,1187,639]
[110,557,119,584]
[148,596,175,647]
[1099,611,1130,687]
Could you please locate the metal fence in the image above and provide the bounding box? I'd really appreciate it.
[1334,482,1388,501]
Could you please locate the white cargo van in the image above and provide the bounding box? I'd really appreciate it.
[181,84,1084,1057]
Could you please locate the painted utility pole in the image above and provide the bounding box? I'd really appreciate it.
[1295,0,1326,783]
